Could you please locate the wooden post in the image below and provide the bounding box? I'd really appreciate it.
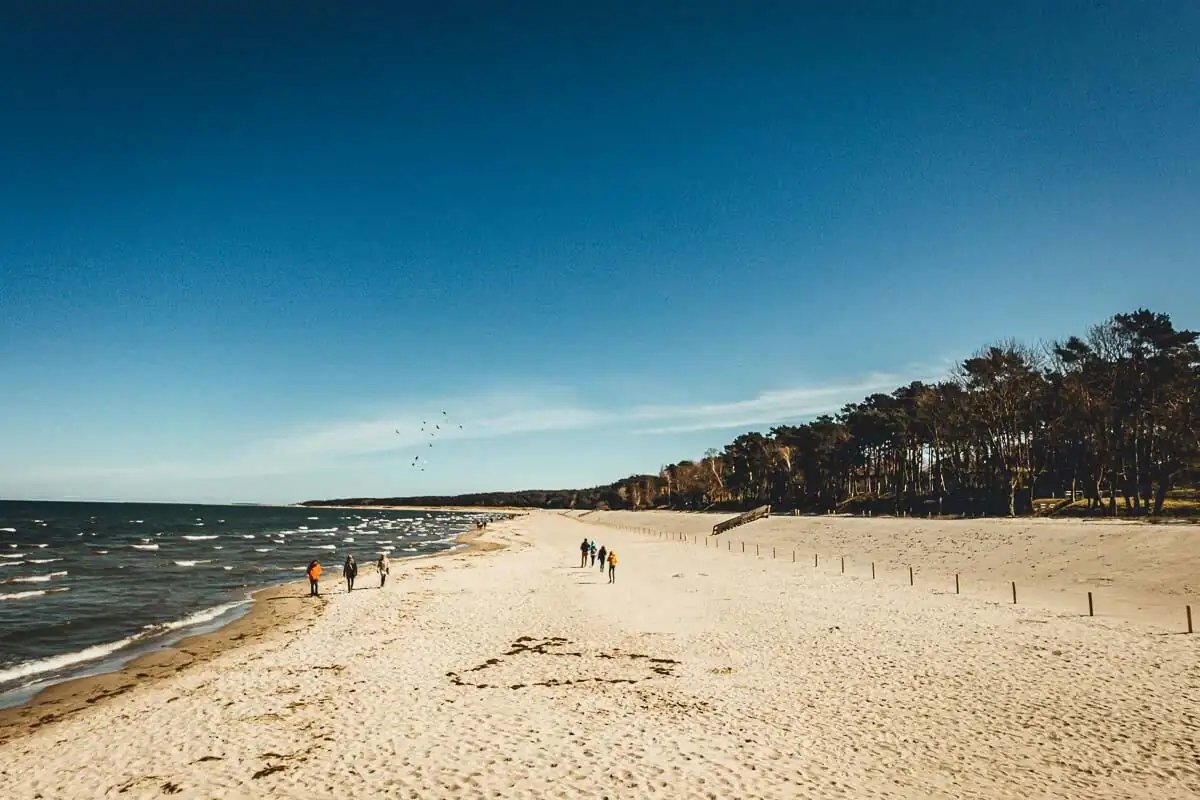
[792,550,795,562]
[871,562,875,579]
[772,547,776,559]
[1011,582,1017,604]
[1088,591,1094,617]
[840,556,845,574]
[814,553,819,568]
[756,543,760,557]
[741,541,745,553]
[909,566,914,586]
[1188,605,1193,634]
[955,574,959,594]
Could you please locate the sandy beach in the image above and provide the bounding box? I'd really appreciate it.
[2,511,1198,799]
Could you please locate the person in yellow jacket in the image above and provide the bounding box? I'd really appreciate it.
[607,550,617,584]
[307,560,322,596]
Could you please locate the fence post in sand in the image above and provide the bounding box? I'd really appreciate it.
[772,547,776,559]
[1188,605,1193,634]
[756,543,760,557]
[841,556,845,574]
[814,553,819,568]
[955,574,959,594]
[909,566,914,586]
[871,562,875,579]
[1088,591,1094,617]
[1011,582,1017,604]
[727,540,730,550]
[742,541,745,553]
[792,550,795,562]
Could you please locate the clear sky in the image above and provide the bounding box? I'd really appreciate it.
[1,2,1197,504]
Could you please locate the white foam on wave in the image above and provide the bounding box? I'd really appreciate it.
[2,554,25,559]
[254,548,273,552]
[380,546,395,552]
[93,550,108,555]
[8,571,68,583]
[241,534,255,539]
[182,535,218,541]
[173,560,212,567]
[0,598,252,687]
[314,544,336,550]
[0,587,68,601]
[0,528,15,533]
[33,544,48,548]
[28,558,61,564]
[132,544,159,550]
[343,537,354,543]
[223,566,233,571]
[307,516,319,520]
[376,540,393,544]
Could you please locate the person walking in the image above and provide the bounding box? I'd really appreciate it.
[343,554,358,592]
[377,553,390,588]
[307,559,322,596]
[589,540,597,567]
[597,545,607,573]
[607,550,618,584]
[579,537,590,568]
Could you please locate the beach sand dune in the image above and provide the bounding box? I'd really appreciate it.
[2,512,1198,798]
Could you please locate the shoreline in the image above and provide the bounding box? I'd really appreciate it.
[0,525,504,745]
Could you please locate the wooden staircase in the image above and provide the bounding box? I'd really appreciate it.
[712,505,771,536]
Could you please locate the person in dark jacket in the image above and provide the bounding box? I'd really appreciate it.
[343,554,358,592]
[579,538,590,568]
[597,545,607,573]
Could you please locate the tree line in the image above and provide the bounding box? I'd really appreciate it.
[305,309,1198,518]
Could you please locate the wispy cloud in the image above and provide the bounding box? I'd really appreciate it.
[7,367,949,489]
[249,369,939,467]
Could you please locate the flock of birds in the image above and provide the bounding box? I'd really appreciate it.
[396,411,463,472]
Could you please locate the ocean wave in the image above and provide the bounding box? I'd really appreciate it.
[2,554,25,559]
[9,571,68,583]
[28,558,62,564]
[173,560,212,567]
[182,535,218,541]
[223,566,233,571]
[342,537,354,543]
[254,548,273,552]
[0,587,68,601]
[241,534,255,539]
[131,544,159,550]
[376,540,393,544]
[307,516,319,520]
[93,550,108,555]
[0,599,249,686]
[0,528,15,533]
[313,544,336,550]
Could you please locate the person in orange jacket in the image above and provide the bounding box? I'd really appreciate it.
[307,560,322,596]
[607,550,617,584]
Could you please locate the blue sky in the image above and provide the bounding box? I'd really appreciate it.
[1,2,1197,503]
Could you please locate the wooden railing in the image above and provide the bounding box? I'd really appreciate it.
[712,505,771,536]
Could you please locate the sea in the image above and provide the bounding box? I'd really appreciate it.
[0,500,495,709]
